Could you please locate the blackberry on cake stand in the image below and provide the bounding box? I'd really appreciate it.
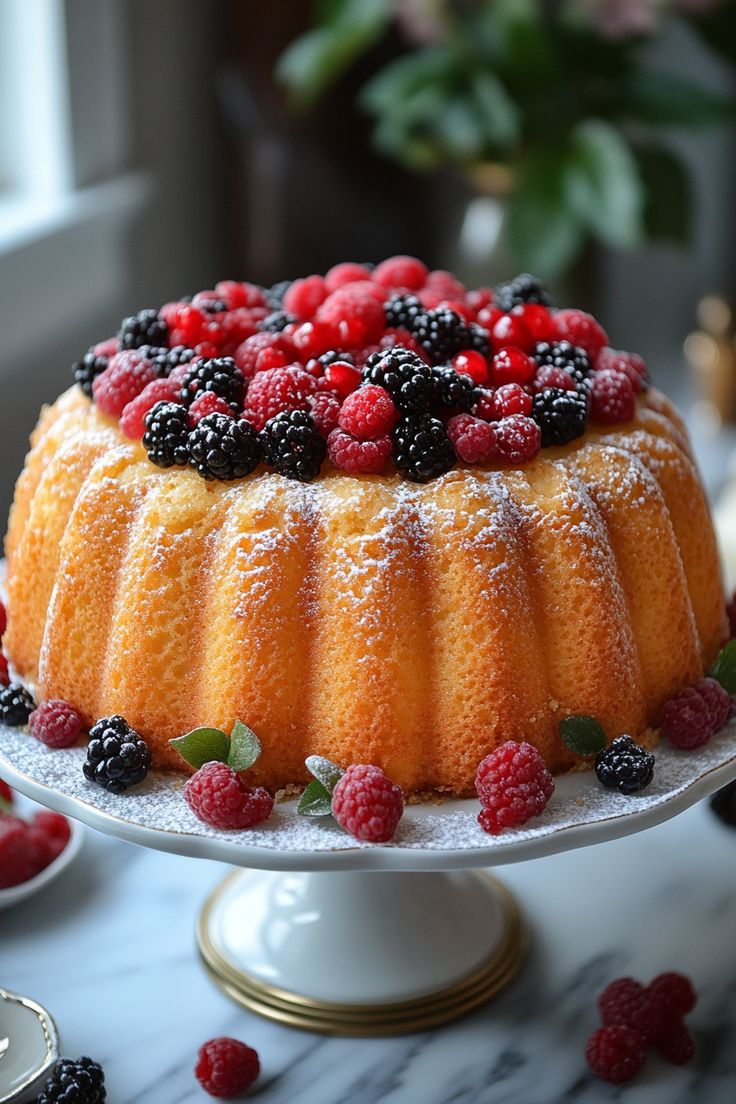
[2,716,736,1035]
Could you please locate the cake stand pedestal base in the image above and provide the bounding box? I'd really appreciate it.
[197,868,524,1035]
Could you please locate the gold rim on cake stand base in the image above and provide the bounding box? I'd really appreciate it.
[197,869,525,1036]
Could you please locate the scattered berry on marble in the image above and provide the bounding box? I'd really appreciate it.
[328,428,392,474]
[599,978,646,1028]
[184,762,274,830]
[392,413,456,483]
[447,414,498,464]
[0,683,35,726]
[83,715,151,793]
[29,699,84,748]
[338,384,399,440]
[261,409,327,482]
[475,741,554,835]
[660,677,732,750]
[188,413,263,481]
[37,1056,106,1104]
[142,401,191,469]
[590,369,636,424]
[331,763,404,843]
[647,971,697,1016]
[658,1020,696,1066]
[494,414,541,465]
[594,735,655,794]
[195,1037,260,1098]
[585,1026,647,1084]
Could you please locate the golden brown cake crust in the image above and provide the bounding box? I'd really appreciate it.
[4,387,727,795]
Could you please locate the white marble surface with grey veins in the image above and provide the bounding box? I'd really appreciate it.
[2,797,736,1103]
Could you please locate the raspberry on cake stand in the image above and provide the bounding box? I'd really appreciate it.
[2,722,736,1035]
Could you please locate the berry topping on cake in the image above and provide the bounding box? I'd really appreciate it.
[188,414,263,481]
[475,741,554,835]
[308,391,342,437]
[452,349,490,385]
[585,1026,647,1084]
[73,351,110,397]
[331,763,404,843]
[554,308,608,358]
[590,369,636,424]
[261,409,327,482]
[0,654,8,687]
[532,340,591,385]
[195,1037,260,1099]
[362,347,434,413]
[188,391,235,426]
[244,365,317,431]
[179,355,244,408]
[491,347,536,387]
[532,388,588,447]
[92,350,158,417]
[392,414,456,483]
[0,683,35,726]
[412,306,469,362]
[373,254,428,290]
[494,273,550,312]
[184,762,274,829]
[660,676,733,749]
[283,274,328,320]
[494,414,541,464]
[0,600,6,639]
[490,383,532,419]
[431,365,478,412]
[83,715,151,793]
[446,414,498,464]
[120,377,182,439]
[338,384,399,439]
[328,428,393,474]
[384,292,423,331]
[37,1057,106,1104]
[143,401,191,468]
[596,347,649,392]
[29,699,84,748]
[118,306,168,350]
[594,735,655,793]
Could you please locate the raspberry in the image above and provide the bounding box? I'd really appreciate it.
[660,677,732,749]
[0,600,6,637]
[84,715,151,793]
[425,268,466,299]
[475,741,554,835]
[494,273,550,312]
[0,653,8,687]
[195,1037,260,1098]
[34,810,72,858]
[184,762,274,829]
[530,365,579,394]
[378,328,429,362]
[29,700,84,748]
[532,339,591,385]
[585,1026,646,1084]
[166,302,207,347]
[446,415,499,463]
[261,409,327,482]
[283,275,328,320]
[37,1056,106,1104]
[472,388,496,421]
[599,977,646,1028]
[218,307,264,352]
[594,735,655,794]
[494,414,541,465]
[629,989,677,1045]
[0,817,38,888]
[658,1020,695,1065]
[234,332,296,380]
[321,360,362,398]
[308,391,342,437]
[215,280,266,310]
[331,763,404,842]
[316,285,386,344]
[325,261,373,292]
[589,369,636,424]
[244,366,317,431]
[372,255,428,291]
[328,428,392,474]
[452,350,490,385]
[596,347,649,393]
[555,308,608,358]
[120,377,181,439]
[92,350,157,417]
[466,287,494,313]
[188,391,234,426]
[0,779,11,804]
[491,347,536,387]
[491,384,532,419]
[339,385,399,439]
[647,972,697,1016]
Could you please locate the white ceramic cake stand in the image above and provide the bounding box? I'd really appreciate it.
[2,724,736,1035]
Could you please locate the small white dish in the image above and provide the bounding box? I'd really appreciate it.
[0,817,83,912]
[0,989,59,1103]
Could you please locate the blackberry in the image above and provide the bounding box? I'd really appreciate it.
[38,1056,106,1104]
[711,780,736,827]
[197,296,227,314]
[532,388,588,447]
[317,349,355,369]
[362,347,434,414]
[142,402,190,468]
[384,293,422,331]
[465,322,492,359]
[0,683,35,726]
[266,279,292,309]
[261,410,326,482]
[533,340,591,386]
[494,273,550,312]
[83,715,151,793]
[118,308,168,350]
[72,352,110,398]
[188,413,263,481]
[149,345,198,378]
[259,310,297,333]
[595,736,655,795]
[179,356,244,409]
[392,414,456,483]
[413,307,469,363]
[431,366,478,413]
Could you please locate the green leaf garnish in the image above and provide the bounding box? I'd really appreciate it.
[559,715,607,757]
[305,755,344,795]
[227,720,262,773]
[297,779,334,818]
[169,727,230,770]
[710,640,736,695]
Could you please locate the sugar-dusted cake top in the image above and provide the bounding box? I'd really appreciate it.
[73,257,649,484]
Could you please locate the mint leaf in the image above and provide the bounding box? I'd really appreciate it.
[227,720,262,773]
[169,727,230,770]
[297,779,334,817]
[305,755,344,795]
[559,715,607,757]
[710,641,736,695]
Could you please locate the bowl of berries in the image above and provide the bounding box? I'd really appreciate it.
[0,781,82,911]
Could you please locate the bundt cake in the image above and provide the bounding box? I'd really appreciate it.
[2,260,728,795]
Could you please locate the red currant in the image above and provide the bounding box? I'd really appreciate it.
[491,347,536,386]
[452,350,490,385]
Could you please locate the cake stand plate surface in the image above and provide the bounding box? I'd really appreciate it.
[2,724,736,1034]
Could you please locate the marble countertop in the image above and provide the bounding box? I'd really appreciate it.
[2,799,735,1104]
